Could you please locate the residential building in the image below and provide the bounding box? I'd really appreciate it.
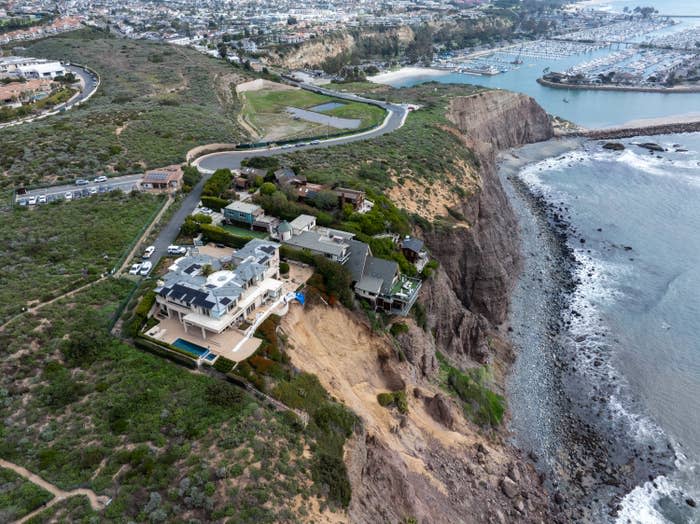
[223,201,265,226]
[0,78,52,107]
[141,164,184,192]
[283,229,352,263]
[274,166,306,187]
[349,243,422,316]
[334,187,365,210]
[288,214,316,235]
[154,239,282,339]
[0,57,66,79]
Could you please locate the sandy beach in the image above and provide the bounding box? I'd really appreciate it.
[368,67,451,85]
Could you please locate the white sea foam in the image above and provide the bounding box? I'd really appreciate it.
[616,476,678,524]
[519,151,671,448]
[590,148,700,188]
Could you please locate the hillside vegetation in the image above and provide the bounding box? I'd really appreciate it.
[0,191,164,324]
[283,82,485,220]
[0,28,251,189]
[0,279,347,522]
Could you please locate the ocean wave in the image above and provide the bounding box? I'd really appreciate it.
[616,456,700,524]
[592,148,700,188]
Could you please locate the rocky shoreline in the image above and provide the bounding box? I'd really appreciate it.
[499,139,678,522]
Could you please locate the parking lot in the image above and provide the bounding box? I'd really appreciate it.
[15,174,143,205]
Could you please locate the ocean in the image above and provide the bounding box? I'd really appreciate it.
[503,134,700,523]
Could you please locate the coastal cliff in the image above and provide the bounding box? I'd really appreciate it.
[423,91,553,366]
[281,90,556,523]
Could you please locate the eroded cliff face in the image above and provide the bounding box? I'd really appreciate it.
[263,27,414,70]
[282,306,550,524]
[280,91,555,523]
[422,91,553,367]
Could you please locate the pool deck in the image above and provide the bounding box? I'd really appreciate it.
[146,317,262,362]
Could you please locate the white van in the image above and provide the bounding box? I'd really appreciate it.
[142,245,155,259]
[167,245,187,255]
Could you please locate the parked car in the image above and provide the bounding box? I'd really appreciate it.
[142,245,155,259]
[37,195,47,204]
[167,245,187,255]
[139,261,152,276]
[310,140,320,145]
[27,196,37,205]
[17,199,28,206]
[75,179,89,186]
[88,187,98,195]
[198,207,212,215]
[94,176,108,183]
[128,263,142,275]
[64,191,73,201]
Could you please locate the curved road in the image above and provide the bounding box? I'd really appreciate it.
[194,85,408,173]
[144,86,408,268]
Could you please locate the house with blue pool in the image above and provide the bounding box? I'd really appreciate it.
[149,239,286,361]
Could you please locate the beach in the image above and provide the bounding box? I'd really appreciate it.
[368,66,450,85]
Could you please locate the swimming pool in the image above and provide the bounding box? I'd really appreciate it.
[309,102,345,112]
[173,338,209,358]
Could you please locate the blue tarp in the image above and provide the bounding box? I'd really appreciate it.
[295,292,305,305]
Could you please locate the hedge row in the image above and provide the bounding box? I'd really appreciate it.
[199,223,251,248]
[200,195,230,212]
[134,336,197,369]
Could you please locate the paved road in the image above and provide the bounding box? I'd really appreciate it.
[65,64,99,108]
[144,173,213,267]
[194,84,408,173]
[0,64,99,131]
[17,174,143,204]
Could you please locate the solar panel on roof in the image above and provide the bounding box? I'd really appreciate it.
[145,172,170,181]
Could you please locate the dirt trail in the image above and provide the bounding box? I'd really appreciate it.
[0,277,106,333]
[0,459,109,523]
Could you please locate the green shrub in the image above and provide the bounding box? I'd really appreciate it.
[279,262,290,275]
[201,195,230,212]
[377,392,394,407]
[202,169,233,197]
[133,337,197,369]
[389,322,409,337]
[259,182,276,196]
[311,453,351,508]
[377,390,408,414]
[199,224,250,248]
[213,356,235,373]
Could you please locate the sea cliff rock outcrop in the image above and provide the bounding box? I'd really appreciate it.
[422,91,553,365]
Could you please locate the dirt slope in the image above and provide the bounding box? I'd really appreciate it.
[282,305,550,524]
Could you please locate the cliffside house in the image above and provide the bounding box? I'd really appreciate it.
[283,228,353,264]
[347,240,422,316]
[289,214,316,236]
[274,167,306,188]
[280,214,421,315]
[223,201,265,226]
[400,236,429,271]
[334,187,365,210]
[236,166,267,189]
[141,165,184,192]
[153,239,282,340]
